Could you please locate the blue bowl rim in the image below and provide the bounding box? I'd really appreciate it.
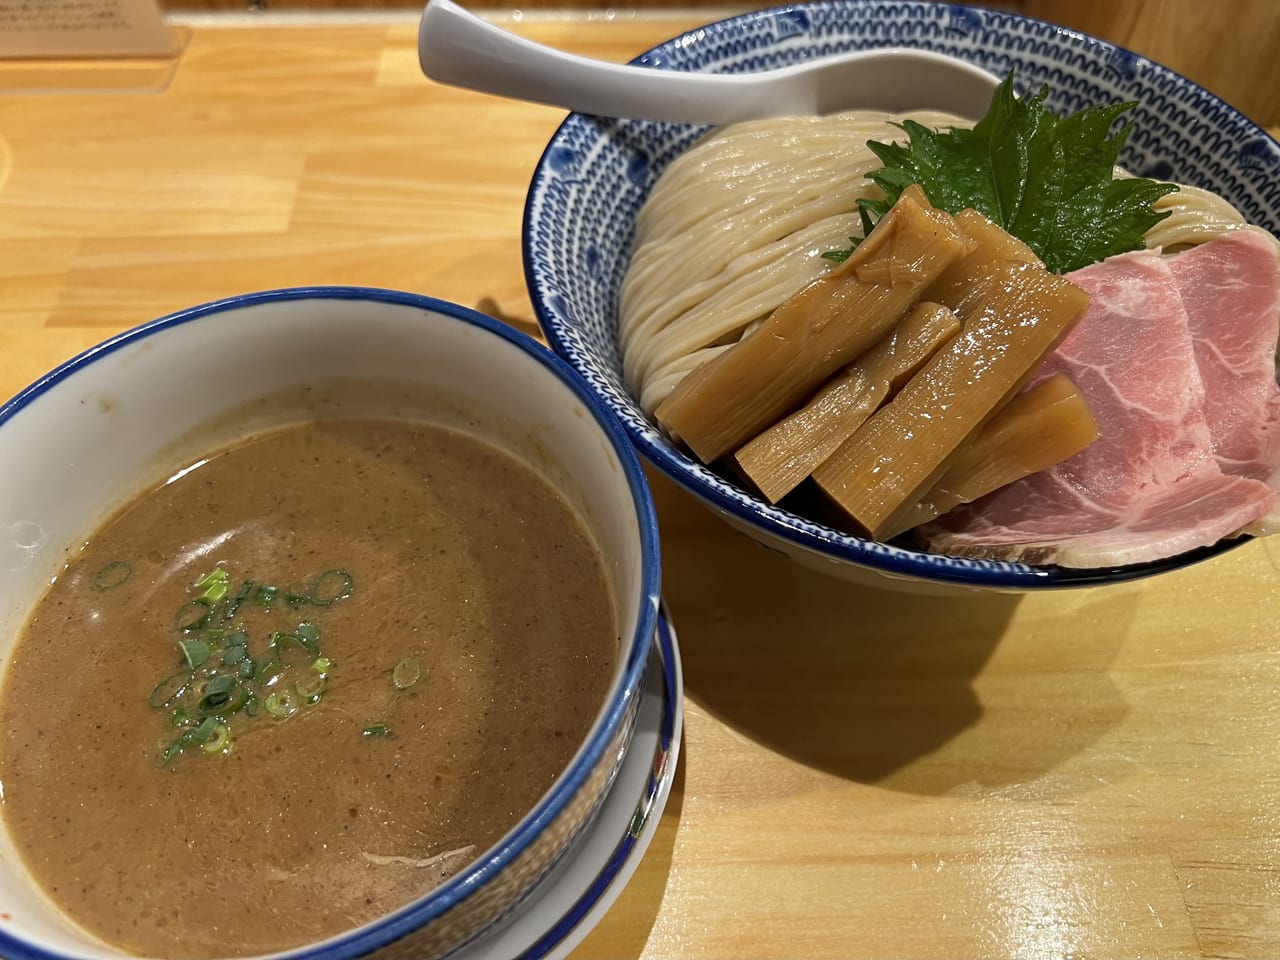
[0,285,662,960]
[524,0,1274,590]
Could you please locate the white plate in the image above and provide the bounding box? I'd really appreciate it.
[452,604,683,960]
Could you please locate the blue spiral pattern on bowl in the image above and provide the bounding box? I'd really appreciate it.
[523,0,1280,589]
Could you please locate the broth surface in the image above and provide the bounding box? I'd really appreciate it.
[0,418,618,958]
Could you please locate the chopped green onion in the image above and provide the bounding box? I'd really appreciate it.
[161,735,190,766]
[153,562,354,763]
[249,584,277,609]
[201,723,231,754]
[309,570,354,606]
[148,671,193,708]
[178,638,212,670]
[197,675,246,716]
[362,723,389,738]
[272,632,313,669]
[392,657,421,691]
[190,716,220,744]
[197,692,231,715]
[225,686,252,714]
[195,568,231,603]
[193,568,228,589]
[205,675,236,697]
[94,560,132,592]
[290,629,320,657]
[264,691,299,719]
[225,580,254,619]
[201,581,229,603]
[295,622,321,647]
[174,599,212,632]
[256,658,285,689]
[295,672,326,704]
[208,598,233,628]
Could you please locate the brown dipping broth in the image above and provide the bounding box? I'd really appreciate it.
[0,418,618,958]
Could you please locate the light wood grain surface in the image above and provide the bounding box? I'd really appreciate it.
[3,13,1280,960]
[156,2,1280,123]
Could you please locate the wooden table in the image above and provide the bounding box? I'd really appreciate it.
[3,13,1280,960]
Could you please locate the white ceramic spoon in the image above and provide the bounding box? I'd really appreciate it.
[418,0,1002,125]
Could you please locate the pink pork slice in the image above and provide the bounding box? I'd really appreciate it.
[1172,228,1280,529]
[923,247,1275,568]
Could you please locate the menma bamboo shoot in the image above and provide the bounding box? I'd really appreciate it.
[654,189,970,463]
[813,261,1091,540]
[734,301,961,503]
[926,208,1042,317]
[881,373,1101,539]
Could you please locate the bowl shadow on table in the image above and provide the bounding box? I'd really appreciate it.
[649,471,1137,797]
[567,736,686,960]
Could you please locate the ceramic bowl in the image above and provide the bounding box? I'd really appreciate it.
[0,288,661,959]
[524,0,1280,592]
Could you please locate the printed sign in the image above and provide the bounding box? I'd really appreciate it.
[0,0,173,59]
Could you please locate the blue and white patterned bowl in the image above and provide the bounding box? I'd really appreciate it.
[0,289,661,959]
[524,0,1280,592]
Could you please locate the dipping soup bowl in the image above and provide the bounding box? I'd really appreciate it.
[0,287,660,960]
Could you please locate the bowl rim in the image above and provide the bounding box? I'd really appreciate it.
[523,0,1273,590]
[0,286,662,960]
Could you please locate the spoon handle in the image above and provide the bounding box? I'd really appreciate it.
[418,0,772,125]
